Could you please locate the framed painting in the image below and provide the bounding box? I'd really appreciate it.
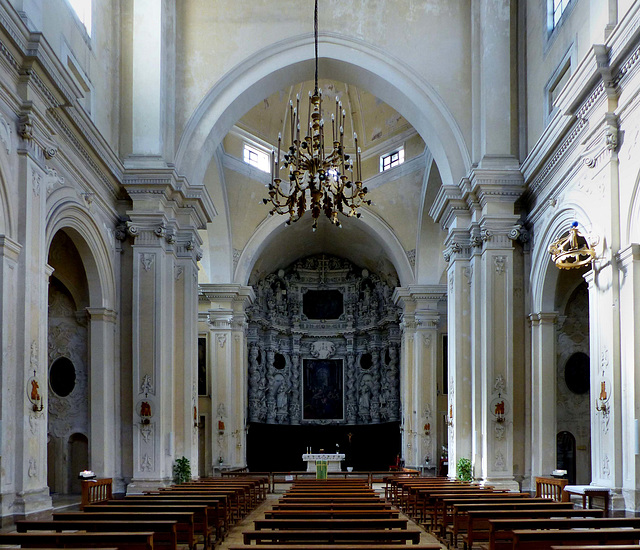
[302,358,344,421]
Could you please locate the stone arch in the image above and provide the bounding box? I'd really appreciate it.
[530,206,595,313]
[0,143,14,239]
[629,173,640,243]
[46,195,116,311]
[234,207,414,286]
[175,33,470,194]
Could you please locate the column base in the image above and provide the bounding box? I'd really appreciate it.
[11,487,52,517]
[126,478,172,494]
[481,477,521,492]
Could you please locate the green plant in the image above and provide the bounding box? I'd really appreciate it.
[173,456,191,484]
[456,457,473,482]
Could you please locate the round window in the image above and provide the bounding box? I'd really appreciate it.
[273,353,286,370]
[49,357,76,397]
[360,353,372,370]
[564,352,590,395]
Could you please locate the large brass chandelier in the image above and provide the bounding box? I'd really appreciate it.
[263,0,370,230]
[548,221,596,269]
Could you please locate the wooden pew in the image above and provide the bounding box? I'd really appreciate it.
[120,495,228,537]
[15,520,177,550]
[242,528,423,545]
[231,546,441,550]
[264,509,399,519]
[437,494,542,540]
[461,507,604,550]
[511,528,640,549]
[252,518,409,531]
[428,493,540,531]
[550,546,640,550]
[84,503,213,547]
[490,517,640,550]
[271,502,392,511]
[0,532,154,550]
[231,546,442,550]
[52,511,197,550]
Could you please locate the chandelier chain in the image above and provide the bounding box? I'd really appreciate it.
[314,0,319,95]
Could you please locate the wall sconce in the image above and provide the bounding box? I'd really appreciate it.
[548,221,596,270]
[28,374,43,412]
[444,405,454,428]
[424,423,431,436]
[595,381,610,415]
[494,398,506,423]
[139,401,152,424]
[218,420,225,434]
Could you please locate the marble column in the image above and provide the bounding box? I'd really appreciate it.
[394,285,447,469]
[199,285,254,469]
[13,142,52,513]
[125,169,213,492]
[529,312,558,482]
[0,235,22,517]
[617,244,640,510]
[86,307,118,482]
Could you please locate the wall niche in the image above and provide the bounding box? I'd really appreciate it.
[247,254,401,426]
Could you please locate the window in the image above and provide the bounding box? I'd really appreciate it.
[544,48,573,120]
[66,0,92,37]
[548,0,576,32]
[243,143,271,173]
[380,148,404,172]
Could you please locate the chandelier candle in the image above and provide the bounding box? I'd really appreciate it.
[263,0,370,230]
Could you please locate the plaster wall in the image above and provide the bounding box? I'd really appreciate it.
[175,0,472,160]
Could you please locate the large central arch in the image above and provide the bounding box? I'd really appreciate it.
[175,32,471,195]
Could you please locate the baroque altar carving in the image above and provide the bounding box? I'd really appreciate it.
[247,255,401,426]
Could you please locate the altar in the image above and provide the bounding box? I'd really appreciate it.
[302,453,345,472]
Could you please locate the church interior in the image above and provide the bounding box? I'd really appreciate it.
[1,0,640,522]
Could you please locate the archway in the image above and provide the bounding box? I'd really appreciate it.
[45,196,119,488]
[47,231,90,495]
[176,34,470,194]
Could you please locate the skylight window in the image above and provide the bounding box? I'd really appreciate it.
[243,143,271,173]
[67,0,92,37]
[380,148,404,172]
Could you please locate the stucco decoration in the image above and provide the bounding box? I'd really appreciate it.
[247,254,401,425]
[0,114,12,154]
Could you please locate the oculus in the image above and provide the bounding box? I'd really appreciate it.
[49,357,76,397]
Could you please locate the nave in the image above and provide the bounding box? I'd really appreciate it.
[1,473,639,549]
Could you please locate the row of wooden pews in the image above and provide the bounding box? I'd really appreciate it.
[391,475,640,550]
[0,475,267,550]
[228,477,442,550]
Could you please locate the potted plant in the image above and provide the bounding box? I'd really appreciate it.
[456,457,473,482]
[173,456,191,484]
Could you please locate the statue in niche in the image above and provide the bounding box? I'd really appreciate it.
[276,382,289,421]
[359,383,371,422]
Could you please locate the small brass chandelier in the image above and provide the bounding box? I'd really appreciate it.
[548,221,596,269]
[263,0,370,230]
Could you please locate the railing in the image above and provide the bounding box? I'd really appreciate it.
[220,469,420,493]
[80,477,113,509]
[535,476,569,502]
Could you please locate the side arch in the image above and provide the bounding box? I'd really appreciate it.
[46,193,116,311]
[530,206,595,313]
[175,33,470,194]
[629,173,640,243]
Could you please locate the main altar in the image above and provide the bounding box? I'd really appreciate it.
[303,453,345,472]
